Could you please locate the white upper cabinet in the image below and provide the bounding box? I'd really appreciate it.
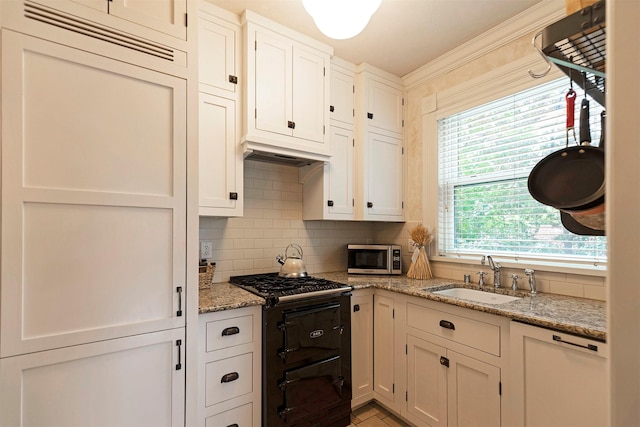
[302,59,356,220]
[198,93,243,216]
[107,0,187,40]
[365,76,404,135]
[301,126,355,220]
[197,4,243,217]
[198,6,239,96]
[330,61,355,127]
[27,0,187,41]
[243,11,333,160]
[355,65,405,221]
[362,132,404,219]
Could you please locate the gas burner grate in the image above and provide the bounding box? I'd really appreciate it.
[230,273,351,305]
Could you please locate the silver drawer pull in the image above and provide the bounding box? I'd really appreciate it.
[552,334,598,352]
[221,372,239,383]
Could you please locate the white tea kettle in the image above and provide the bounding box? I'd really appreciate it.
[276,243,308,278]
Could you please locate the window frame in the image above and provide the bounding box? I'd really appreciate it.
[421,54,607,275]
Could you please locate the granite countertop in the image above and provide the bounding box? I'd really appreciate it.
[198,282,264,314]
[199,272,606,341]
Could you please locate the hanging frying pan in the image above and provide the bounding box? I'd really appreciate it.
[561,109,606,232]
[528,94,605,210]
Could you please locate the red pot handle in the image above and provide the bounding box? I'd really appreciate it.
[566,89,576,129]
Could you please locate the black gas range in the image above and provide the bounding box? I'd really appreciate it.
[230,273,353,427]
[229,272,352,307]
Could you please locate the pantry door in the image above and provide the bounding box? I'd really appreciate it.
[0,30,187,357]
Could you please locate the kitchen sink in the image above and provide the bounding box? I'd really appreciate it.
[431,287,521,305]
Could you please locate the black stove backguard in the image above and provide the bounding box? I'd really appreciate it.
[263,293,352,427]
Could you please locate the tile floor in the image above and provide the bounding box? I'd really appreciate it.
[350,401,412,427]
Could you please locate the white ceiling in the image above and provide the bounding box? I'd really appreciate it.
[205,0,545,77]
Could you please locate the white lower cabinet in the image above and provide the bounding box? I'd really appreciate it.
[351,289,374,407]
[0,328,185,427]
[373,293,396,405]
[406,335,501,427]
[510,321,608,427]
[198,306,262,427]
[404,300,505,427]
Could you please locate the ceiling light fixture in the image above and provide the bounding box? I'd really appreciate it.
[301,0,382,40]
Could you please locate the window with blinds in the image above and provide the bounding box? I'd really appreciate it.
[438,77,606,263]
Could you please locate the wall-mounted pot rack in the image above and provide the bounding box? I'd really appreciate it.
[530,0,605,107]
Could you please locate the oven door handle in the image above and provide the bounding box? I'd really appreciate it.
[278,406,295,421]
[278,377,299,391]
[278,346,299,360]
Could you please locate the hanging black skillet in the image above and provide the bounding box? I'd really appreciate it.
[527,89,605,210]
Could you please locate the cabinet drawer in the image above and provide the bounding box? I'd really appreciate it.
[205,314,254,353]
[407,303,501,356]
[205,402,253,427]
[205,352,253,407]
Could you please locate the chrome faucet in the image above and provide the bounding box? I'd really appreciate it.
[510,274,519,291]
[525,269,537,295]
[487,256,501,288]
[476,271,487,287]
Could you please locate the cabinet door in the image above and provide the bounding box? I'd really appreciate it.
[331,66,354,126]
[254,29,292,137]
[448,351,501,427]
[0,328,185,427]
[199,93,243,216]
[327,127,355,217]
[407,335,448,427]
[365,132,404,219]
[1,31,187,357]
[108,0,187,40]
[292,46,326,143]
[198,14,238,96]
[351,291,374,403]
[373,294,395,402]
[511,322,607,427]
[366,77,403,135]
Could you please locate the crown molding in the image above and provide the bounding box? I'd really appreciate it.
[403,0,565,89]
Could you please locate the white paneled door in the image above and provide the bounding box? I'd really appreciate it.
[0,30,187,357]
[0,328,185,427]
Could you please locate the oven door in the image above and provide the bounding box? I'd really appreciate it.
[279,302,343,365]
[278,355,344,424]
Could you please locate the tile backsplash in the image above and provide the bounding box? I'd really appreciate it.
[199,160,375,282]
[199,161,606,301]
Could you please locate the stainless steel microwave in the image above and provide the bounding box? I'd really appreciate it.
[347,244,402,275]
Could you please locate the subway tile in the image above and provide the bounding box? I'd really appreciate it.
[252,179,274,190]
[584,285,607,301]
[243,248,264,259]
[263,209,282,219]
[254,239,274,249]
[253,219,273,229]
[234,239,255,249]
[566,273,605,287]
[243,208,264,219]
[549,280,584,298]
[232,259,254,270]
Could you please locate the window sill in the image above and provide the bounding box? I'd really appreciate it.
[432,254,607,277]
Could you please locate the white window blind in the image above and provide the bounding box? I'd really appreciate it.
[438,77,606,263]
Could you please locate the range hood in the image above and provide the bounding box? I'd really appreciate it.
[242,140,330,167]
